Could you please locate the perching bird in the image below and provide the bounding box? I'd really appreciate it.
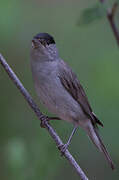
[30,32,114,169]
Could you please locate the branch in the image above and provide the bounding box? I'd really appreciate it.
[100,0,119,46]
[0,54,89,180]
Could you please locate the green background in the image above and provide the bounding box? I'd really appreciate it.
[0,0,119,179]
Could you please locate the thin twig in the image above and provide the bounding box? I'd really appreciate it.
[100,0,119,46]
[0,54,89,180]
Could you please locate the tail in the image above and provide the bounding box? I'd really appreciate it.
[86,123,115,170]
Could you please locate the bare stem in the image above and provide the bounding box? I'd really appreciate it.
[100,1,119,46]
[0,54,89,180]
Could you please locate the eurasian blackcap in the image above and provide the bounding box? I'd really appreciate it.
[30,33,114,169]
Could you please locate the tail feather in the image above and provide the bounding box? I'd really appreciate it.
[87,123,115,170]
[92,112,103,127]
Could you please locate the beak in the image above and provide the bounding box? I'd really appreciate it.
[32,38,39,49]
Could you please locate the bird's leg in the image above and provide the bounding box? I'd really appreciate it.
[48,117,61,120]
[58,126,78,155]
[40,116,61,128]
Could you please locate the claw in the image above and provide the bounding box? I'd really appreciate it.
[40,116,49,128]
[58,144,68,156]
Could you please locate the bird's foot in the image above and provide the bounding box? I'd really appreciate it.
[40,116,61,128]
[40,116,50,128]
[58,144,68,156]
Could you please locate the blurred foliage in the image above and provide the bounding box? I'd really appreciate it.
[78,3,106,26]
[0,0,119,180]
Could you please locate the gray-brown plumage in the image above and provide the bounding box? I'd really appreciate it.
[30,33,114,169]
[58,60,103,127]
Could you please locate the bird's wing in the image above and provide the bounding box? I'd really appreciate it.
[58,60,103,127]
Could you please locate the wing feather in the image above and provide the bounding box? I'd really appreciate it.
[58,60,103,127]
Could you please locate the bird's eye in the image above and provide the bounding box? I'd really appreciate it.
[47,40,50,45]
[40,39,47,47]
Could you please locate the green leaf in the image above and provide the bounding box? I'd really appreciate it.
[78,3,106,26]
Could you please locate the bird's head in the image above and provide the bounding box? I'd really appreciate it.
[31,33,58,60]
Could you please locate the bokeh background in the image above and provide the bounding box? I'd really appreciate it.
[0,0,119,179]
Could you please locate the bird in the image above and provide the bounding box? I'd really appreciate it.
[30,32,114,169]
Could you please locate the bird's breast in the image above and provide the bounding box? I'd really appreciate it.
[31,61,86,124]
